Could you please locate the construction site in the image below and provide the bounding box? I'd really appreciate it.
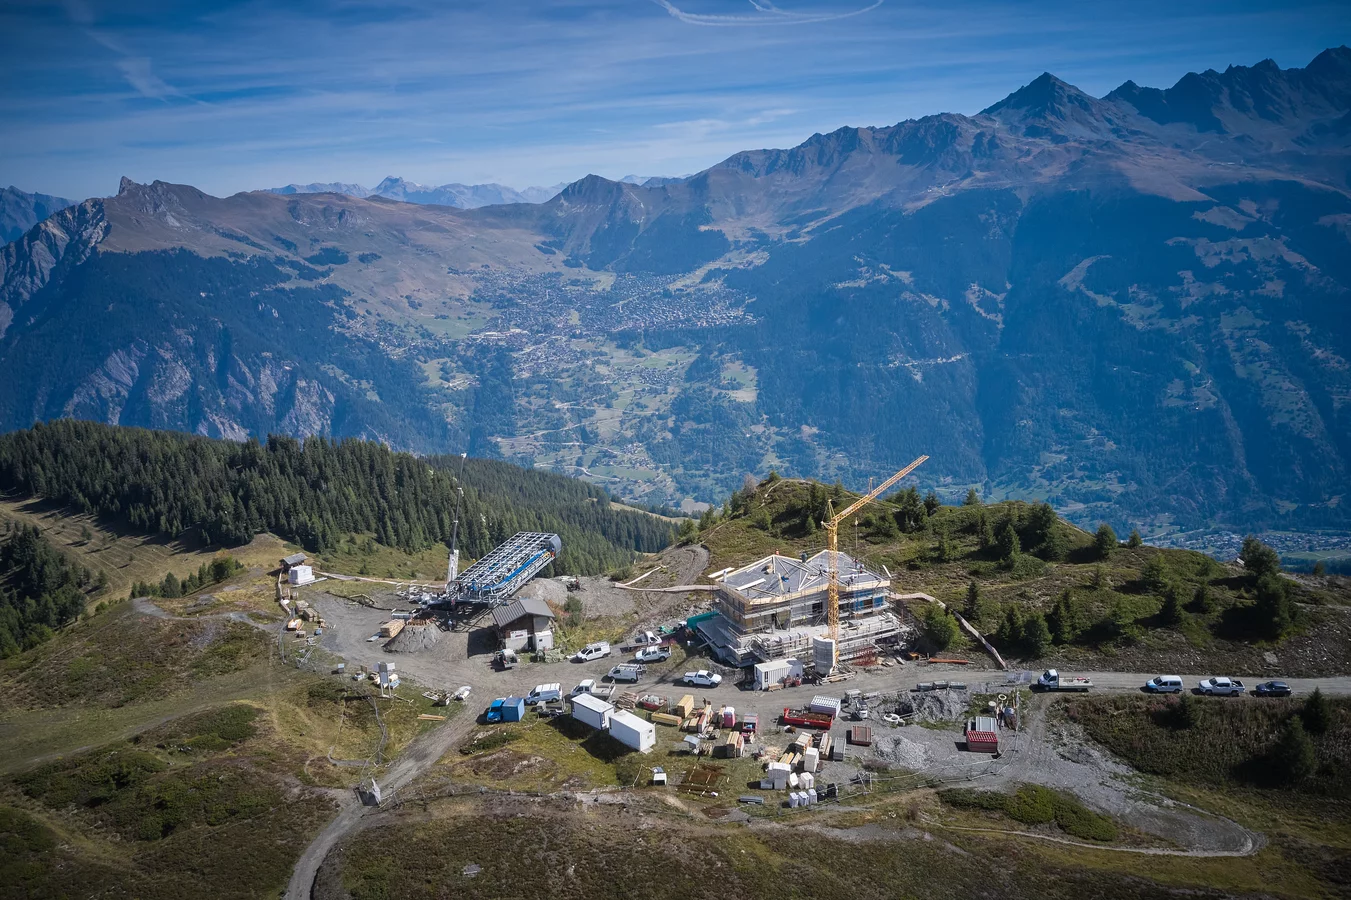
[696,549,903,668]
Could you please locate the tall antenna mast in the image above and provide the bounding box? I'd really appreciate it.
[447,452,468,586]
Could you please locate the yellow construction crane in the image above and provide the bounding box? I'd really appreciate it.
[824,455,929,654]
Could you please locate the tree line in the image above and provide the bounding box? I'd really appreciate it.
[0,524,92,657]
[0,421,674,576]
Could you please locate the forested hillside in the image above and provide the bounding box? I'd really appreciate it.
[0,421,674,575]
[692,475,1351,675]
[0,524,93,656]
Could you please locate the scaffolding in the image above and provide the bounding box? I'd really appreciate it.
[450,532,561,604]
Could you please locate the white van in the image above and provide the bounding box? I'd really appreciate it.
[1144,675,1184,693]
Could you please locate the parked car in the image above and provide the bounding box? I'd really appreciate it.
[682,670,722,687]
[1198,677,1246,696]
[607,664,647,683]
[485,698,507,723]
[1144,675,1184,693]
[634,645,672,663]
[573,641,612,662]
[1254,681,1293,697]
[632,631,662,646]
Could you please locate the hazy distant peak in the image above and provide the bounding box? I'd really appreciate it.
[1,185,78,244]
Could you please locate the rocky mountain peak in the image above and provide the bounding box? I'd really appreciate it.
[118,176,138,195]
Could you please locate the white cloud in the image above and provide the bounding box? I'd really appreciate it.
[651,0,884,27]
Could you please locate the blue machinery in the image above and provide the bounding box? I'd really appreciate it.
[450,532,561,604]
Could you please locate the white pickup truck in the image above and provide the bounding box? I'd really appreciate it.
[1198,677,1246,696]
[1034,669,1093,692]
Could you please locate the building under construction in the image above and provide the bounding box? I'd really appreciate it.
[447,532,561,605]
[695,550,904,668]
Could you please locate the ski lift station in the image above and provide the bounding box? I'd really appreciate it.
[449,532,561,604]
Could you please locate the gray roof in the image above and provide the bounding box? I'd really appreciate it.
[717,550,885,599]
[490,595,557,629]
[281,552,308,566]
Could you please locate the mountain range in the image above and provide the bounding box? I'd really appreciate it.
[265,176,571,208]
[1,186,74,244]
[2,47,1349,534]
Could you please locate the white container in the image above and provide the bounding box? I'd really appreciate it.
[800,772,815,791]
[608,709,656,753]
[570,692,614,730]
[809,695,841,717]
[808,788,818,805]
[753,660,790,690]
[789,791,802,808]
[803,747,820,773]
[788,772,800,790]
[288,565,315,585]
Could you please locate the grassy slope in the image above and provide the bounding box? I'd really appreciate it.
[1061,693,1351,896]
[0,495,294,604]
[694,478,1351,673]
[1,703,337,900]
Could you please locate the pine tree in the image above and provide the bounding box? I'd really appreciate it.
[161,572,181,598]
[1240,535,1281,579]
[1303,687,1331,735]
[1048,588,1079,644]
[1254,574,1294,638]
[996,605,1024,650]
[1022,613,1051,657]
[964,581,981,620]
[1274,715,1317,783]
[998,523,1020,561]
[1173,692,1197,729]
[923,491,940,517]
[1159,586,1185,626]
[1094,524,1118,560]
[1127,529,1143,549]
[963,488,982,507]
[921,603,959,652]
[1312,560,1326,576]
[1191,583,1213,614]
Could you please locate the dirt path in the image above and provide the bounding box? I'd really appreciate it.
[284,711,479,900]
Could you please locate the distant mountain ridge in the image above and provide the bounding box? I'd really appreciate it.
[264,176,569,208]
[2,47,1349,534]
[1,186,75,244]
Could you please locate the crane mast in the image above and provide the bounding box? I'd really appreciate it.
[824,455,929,663]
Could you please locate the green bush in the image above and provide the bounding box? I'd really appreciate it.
[1051,793,1118,841]
[939,784,1116,841]
[1005,784,1056,825]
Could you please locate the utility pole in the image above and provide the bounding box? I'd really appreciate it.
[447,452,468,588]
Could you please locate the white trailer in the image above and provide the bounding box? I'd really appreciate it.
[570,692,614,730]
[608,709,656,753]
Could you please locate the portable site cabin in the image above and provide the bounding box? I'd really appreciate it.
[753,658,804,690]
[500,697,526,723]
[608,709,656,753]
[570,692,614,730]
[288,564,315,586]
[280,553,308,572]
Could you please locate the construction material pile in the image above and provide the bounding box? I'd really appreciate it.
[386,622,442,653]
[871,734,930,770]
[895,688,967,723]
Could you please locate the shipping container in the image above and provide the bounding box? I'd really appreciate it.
[608,709,656,752]
[570,692,614,730]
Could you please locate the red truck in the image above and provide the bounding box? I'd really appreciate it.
[782,707,834,729]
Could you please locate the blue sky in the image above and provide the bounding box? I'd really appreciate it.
[2,0,1347,201]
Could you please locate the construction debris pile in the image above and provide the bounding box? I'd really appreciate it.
[385,621,442,653]
[895,687,969,724]
[871,734,930,770]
